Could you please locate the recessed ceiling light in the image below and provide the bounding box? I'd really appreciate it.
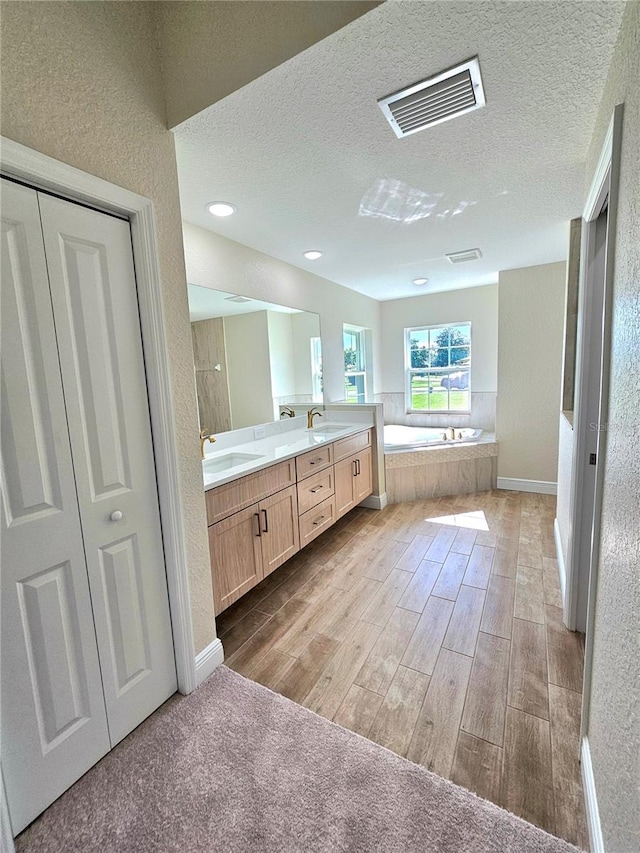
[413,277,429,286]
[303,250,323,260]
[224,295,252,303]
[207,201,236,217]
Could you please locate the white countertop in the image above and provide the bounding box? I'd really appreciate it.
[202,420,373,491]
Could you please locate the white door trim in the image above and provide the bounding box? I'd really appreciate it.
[0,136,197,699]
[1,768,14,853]
[562,105,623,742]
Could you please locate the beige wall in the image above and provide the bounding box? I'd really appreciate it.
[497,262,566,483]
[582,3,640,849]
[224,312,273,429]
[182,222,383,405]
[380,285,499,393]
[0,1,216,654]
[157,1,381,128]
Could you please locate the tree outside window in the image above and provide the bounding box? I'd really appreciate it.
[406,323,471,412]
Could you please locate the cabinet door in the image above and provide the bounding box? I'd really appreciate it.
[209,505,263,615]
[259,485,300,577]
[354,447,373,504]
[334,455,357,518]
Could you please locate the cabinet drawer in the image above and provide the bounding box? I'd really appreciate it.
[333,429,371,462]
[296,443,333,480]
[206,458,296,525]
[298,495,337,547]
[297,467,335,515]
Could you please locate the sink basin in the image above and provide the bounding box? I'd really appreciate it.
[203,453,264,474]
[312,423,349,434]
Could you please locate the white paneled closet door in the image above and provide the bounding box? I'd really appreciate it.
[38,194,176,746]
[1,180,111,833]
[1,180,177,835]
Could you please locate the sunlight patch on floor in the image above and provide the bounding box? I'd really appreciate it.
[425,510,490,530]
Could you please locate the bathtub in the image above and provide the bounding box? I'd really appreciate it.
[384,424,483,452]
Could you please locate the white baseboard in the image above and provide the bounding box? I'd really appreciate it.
[195,637,225,687]
[360,492,388,510]
[553,517,567,605]
[497,477,557,495]
[581,737,604,853]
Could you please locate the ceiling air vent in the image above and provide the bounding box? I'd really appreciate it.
[378,57,485,139]
[446,248,483,264]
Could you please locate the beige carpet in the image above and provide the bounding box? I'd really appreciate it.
[17,666,581,852]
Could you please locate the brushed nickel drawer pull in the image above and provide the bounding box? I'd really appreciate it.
[313,515,325,526]
[310,486,323,493]
[309,456,324,465]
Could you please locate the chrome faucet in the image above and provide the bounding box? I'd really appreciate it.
[280,406,296,418]
[307,407,323,429]
[199,428,216,460]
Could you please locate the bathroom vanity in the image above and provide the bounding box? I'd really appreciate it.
[203,423,373,614]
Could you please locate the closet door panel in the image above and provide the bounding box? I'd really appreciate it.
[0,179,110,834]
[39,194,176,745]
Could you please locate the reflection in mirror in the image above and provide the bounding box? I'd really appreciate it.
[188,285,322,433]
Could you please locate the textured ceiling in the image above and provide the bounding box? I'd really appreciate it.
[174,1,625,301]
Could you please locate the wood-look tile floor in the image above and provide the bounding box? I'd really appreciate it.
[217,490,589,849]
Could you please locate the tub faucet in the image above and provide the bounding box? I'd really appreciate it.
[307,407,323,429]
[199,428,216,460]
[280,406,296,418]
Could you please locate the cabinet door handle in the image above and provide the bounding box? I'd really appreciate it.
[352,460,357,477]
[313,515,325,526]
[310,485,323,493]
[356,458,361,476]
[254,513,262,537]
[262,508,269,533]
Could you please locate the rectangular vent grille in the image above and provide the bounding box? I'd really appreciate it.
[446,248,483,264]
[378,57,485,139]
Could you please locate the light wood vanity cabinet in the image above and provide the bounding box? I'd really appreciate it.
[209,484,300,615]
[333,430,373,518]
[207,428,373,614]
[334,446,373,518]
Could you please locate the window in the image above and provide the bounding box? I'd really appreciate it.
[405,322,471,412]
[310,336,323,403]
[343,325,366,404]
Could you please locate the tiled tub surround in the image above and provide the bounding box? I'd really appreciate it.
[376,392,496,432]
[386,434,498,504]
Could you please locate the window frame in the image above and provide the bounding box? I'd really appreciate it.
[343,324,367,404]
[404,321,472,414]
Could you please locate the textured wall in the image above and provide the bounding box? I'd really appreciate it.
[157,1,381,128]
[182,222,383,404]
[497,262,566,482]
[582,3,640,849]
[380,284,499,393]
[0,2,216,655]
[555,413,574,571]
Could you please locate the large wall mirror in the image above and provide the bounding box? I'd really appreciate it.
[188,285,322,433]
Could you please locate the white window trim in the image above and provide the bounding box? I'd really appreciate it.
[344,324,368,404]
[404,321,472,414]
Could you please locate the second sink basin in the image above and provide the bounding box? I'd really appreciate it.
[203,452,264,474]
[312,423,350,434]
